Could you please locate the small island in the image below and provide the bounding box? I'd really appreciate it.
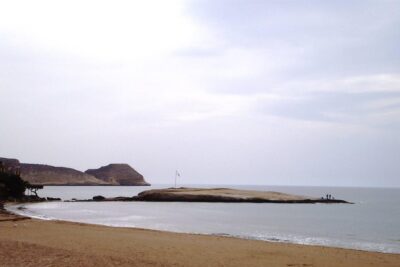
[132,187,350,203]
[83,187,351,204]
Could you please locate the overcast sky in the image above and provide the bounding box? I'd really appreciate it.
[1,0,399,187]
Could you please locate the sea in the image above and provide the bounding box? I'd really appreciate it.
[6,185,400,254]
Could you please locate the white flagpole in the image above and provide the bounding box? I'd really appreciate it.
[174,171,177,188]
[175,170,180,188]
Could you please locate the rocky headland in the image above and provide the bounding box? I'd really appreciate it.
[0,157,150,186]
[19,164,110,186]
[85,164,150,186]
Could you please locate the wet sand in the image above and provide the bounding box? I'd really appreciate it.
[0,205,399,267]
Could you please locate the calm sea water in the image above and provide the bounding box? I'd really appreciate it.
[7,185,400,254]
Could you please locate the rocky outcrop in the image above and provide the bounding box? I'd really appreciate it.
[0,157,20,173]
[0,157,150,186]
[66,188,351,203]
[132,188,351,204]
[85,164,150,186]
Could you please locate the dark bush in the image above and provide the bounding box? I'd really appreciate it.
[0,172,26,199]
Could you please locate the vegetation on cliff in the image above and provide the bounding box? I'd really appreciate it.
[0,172,26,199]
[0,162,43,200]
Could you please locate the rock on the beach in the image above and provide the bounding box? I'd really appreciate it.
[92,195,106,201]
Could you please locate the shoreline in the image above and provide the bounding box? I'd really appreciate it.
[6,206,400,256]
[1,208,400,266]
[4,202,400,256]
[2,202,400,266]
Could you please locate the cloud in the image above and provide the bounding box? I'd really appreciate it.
[0,0,399,186]
[0,0,202,61]
[184,0,400,81]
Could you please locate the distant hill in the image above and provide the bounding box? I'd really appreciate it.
[19,164,109,186]
[0,157,150,186]
[85,164,150,186]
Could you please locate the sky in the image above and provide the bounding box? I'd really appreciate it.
[1,0,399,187]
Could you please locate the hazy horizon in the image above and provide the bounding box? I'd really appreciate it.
[1,0,399,187]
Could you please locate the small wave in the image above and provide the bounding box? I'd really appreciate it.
[5,204,55,221]
[211,233,232,237]
[5,203,400,254]
[208,232,400,254]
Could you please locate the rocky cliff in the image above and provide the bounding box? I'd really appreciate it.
[85,164,150,186]
[0,157,20,173]
[19,164,109,186]
[0,157,150,186]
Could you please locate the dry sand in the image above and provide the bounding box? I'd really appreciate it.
[0,207,399,267]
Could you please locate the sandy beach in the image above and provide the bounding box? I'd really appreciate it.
[1,205,399,267]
